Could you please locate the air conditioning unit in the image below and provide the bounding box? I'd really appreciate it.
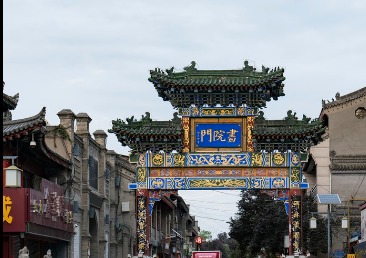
[122,201,130,212]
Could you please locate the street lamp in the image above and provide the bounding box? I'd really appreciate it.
[341,216,348,229]
[3,156,22,187]
[309,216,317,229]
[164,242,170,250]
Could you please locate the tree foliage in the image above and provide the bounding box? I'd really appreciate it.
[199,230,212,242]
[228,190,288,258]
[201,232,241,258]
[301,193,328,255]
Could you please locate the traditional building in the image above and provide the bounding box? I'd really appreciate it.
[106,150,137,258]
[3,86,74,258]
[303,87,366,254]
[147,192,199,258]
[46,109,138,258]
[3,82,138,257]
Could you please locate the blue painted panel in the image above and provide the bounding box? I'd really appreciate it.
[128,183,137,190]
[188,153,250,166]
[195,123,242,148]
[299,182,309,189]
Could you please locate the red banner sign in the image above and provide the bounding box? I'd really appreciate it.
[3,188,27,232]
[3,178,73,233]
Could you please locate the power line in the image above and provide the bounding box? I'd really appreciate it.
[183,198,238,205]
[194,215,228,222]
[189,204,236,212]
[199,219,230,235]
[213,190,241,196]
[352,173,366,198]
[305,175,331,194]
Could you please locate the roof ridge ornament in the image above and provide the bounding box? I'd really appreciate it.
[183,61,197,72]
[243,60,255,73]
[261,65,269,74]
[141,112,152,124]
[171,112,180,124]
[165,66,174,75]
[284,110,298,121]
[256,110,266,121]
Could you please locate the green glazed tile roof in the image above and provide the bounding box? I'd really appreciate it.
[109,112,183,153]
[148,61,286,108]
[252,110,326,152]
[110,110,325,153]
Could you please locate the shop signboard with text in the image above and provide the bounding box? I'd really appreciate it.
[3,179,74,234]
[29,179,74,233]
[3,188,27,232]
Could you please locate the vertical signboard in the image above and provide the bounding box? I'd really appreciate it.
[3,188,27,232]
[290,190,301,254]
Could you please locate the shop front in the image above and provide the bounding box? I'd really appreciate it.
[3,179,74,258]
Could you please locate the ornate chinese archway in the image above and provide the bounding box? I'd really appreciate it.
[109,61,325,256]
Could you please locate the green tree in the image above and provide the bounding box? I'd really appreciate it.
[301,193,328,255]
[199,230,212,242]
[229,190,288,258]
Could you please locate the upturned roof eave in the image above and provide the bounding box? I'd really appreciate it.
[151,77,285,88]
[3,92,19,110]
[3,107,47,139]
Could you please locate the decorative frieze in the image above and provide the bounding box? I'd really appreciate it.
[147,177,289,190]
[179,107,258,117]
[136,152,300,168]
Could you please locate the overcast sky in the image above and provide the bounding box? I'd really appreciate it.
[4,0,366,239]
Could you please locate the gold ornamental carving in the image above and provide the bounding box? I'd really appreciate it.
[152,153,164,166]
[273,153,285,165]
[137,168,147,182]
[173,153,185,166]
[247,116,254,152]
[182,117,190,153]
[252,152,263,166]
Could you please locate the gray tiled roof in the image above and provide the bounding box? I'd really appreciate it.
[322,87,366,109]
[3,107,46,140]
